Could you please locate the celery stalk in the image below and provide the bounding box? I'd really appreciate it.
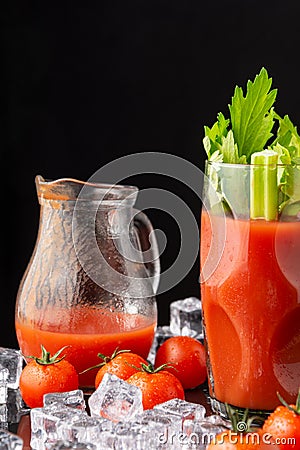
[250,150,279,220]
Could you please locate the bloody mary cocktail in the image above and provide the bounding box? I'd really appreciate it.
[201,68,300,412]
[201,210,300,410]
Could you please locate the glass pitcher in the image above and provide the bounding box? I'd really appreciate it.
[15,176,160,389]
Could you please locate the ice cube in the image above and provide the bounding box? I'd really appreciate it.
[6,389,27,424]
[0,404,7,427]
[169,297,203,339]
[88,373,143,422]
[114,422,154,450]
[182,418,228,449]
[0,368,9,404]
[94,429,116,450]
[147,325,174,364]
[49,442,96,450]
[43,390,86,411]
[57,415,111,449]
[205,414,231,428]
[0,348,23,390]
[134,408,179,449]
[210,398,232,418]
[0,430,23,450]
[30,405,87,450]
[154,398,206,429]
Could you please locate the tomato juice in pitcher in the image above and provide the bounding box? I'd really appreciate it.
[15,176,160,389]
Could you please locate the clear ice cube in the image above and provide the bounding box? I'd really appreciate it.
[114,422,153,450]
[57,415,111,449]
[154,398,206,428]
[134,408,179,449]
[0,430,23,450]
[0,348,23,390]
[182,418,228,449]
[0,404,7,427]
[43,390,86,411]
[30,405,87,450]
[88,373,143,422]
[147,325,174,364]
[0,368,9,404]
[169,297,203,338]
[206,414,231,428]
[49,442,96,450]
[6,389,27,424]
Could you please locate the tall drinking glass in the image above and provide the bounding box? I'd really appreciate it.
[200,161,300,415]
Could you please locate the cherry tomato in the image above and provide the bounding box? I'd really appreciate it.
[154,336,207,390]
[19,345,79,408]
[262,390,300,449]
[126,364,185,409]
[94,350,148,388]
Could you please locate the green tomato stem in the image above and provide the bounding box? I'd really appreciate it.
[25,345,68,366]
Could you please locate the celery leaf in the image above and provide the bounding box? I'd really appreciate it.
[272,113,300,160]
[229,67,277,160]
[203,112,229,158]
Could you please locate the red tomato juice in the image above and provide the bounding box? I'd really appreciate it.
[200,211,300,410]
[16,308,156,389]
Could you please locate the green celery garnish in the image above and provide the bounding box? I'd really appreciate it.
[250,150,278,220]
[203,67,300,220]
[204,68,277,164]
[229,68,277,160]
[272,113,300,159]
[271,114,300,215]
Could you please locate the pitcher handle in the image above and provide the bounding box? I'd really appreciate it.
[133,211,160,295]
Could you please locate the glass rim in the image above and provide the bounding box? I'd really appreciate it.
[206,160,300,168]
[35,175,138,203]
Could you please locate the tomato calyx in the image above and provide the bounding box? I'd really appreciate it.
[129,362,176,374]
[97,348,131,365]
[25,345,69,366]
[80,347,131,374]
[277,388,300,415]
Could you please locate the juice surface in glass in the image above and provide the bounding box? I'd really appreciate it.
[16,307,156,389]
[201,210,300,410]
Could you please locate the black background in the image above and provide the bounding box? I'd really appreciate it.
[2,1,300,348]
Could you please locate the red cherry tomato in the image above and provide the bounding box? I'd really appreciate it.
[126,366,185,409]
[19,346,79,408]
[94,351,148,388]
[262,390,300,449]
[154,335,207,390]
